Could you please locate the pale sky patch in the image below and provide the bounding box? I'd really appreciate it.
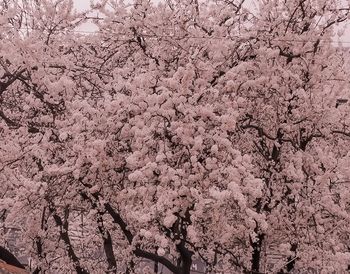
[73,0,92,11]
[73,0,98,33]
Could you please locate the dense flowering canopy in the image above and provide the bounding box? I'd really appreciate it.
[0,0,350,273]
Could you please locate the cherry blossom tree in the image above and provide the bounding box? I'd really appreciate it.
[0,1,264,273]
[230,0,350,272]
[0,0,350,273]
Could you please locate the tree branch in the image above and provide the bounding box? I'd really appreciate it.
[48,204,89,274]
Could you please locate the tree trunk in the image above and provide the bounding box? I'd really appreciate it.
[177,240,193,274]
[179,256,192,274]
[251,233,264,274]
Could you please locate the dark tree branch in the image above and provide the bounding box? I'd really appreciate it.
[79,190,181,274]
[0,68,26,96]
[0,246,25,269]
[332,130,350,138]
[80,192,117,273]
[0,109,20,128]
[103,203,134,244]
[48,204,89,274]
[134,248,179,274]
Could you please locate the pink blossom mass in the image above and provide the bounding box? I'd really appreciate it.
[0,0,350,273]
